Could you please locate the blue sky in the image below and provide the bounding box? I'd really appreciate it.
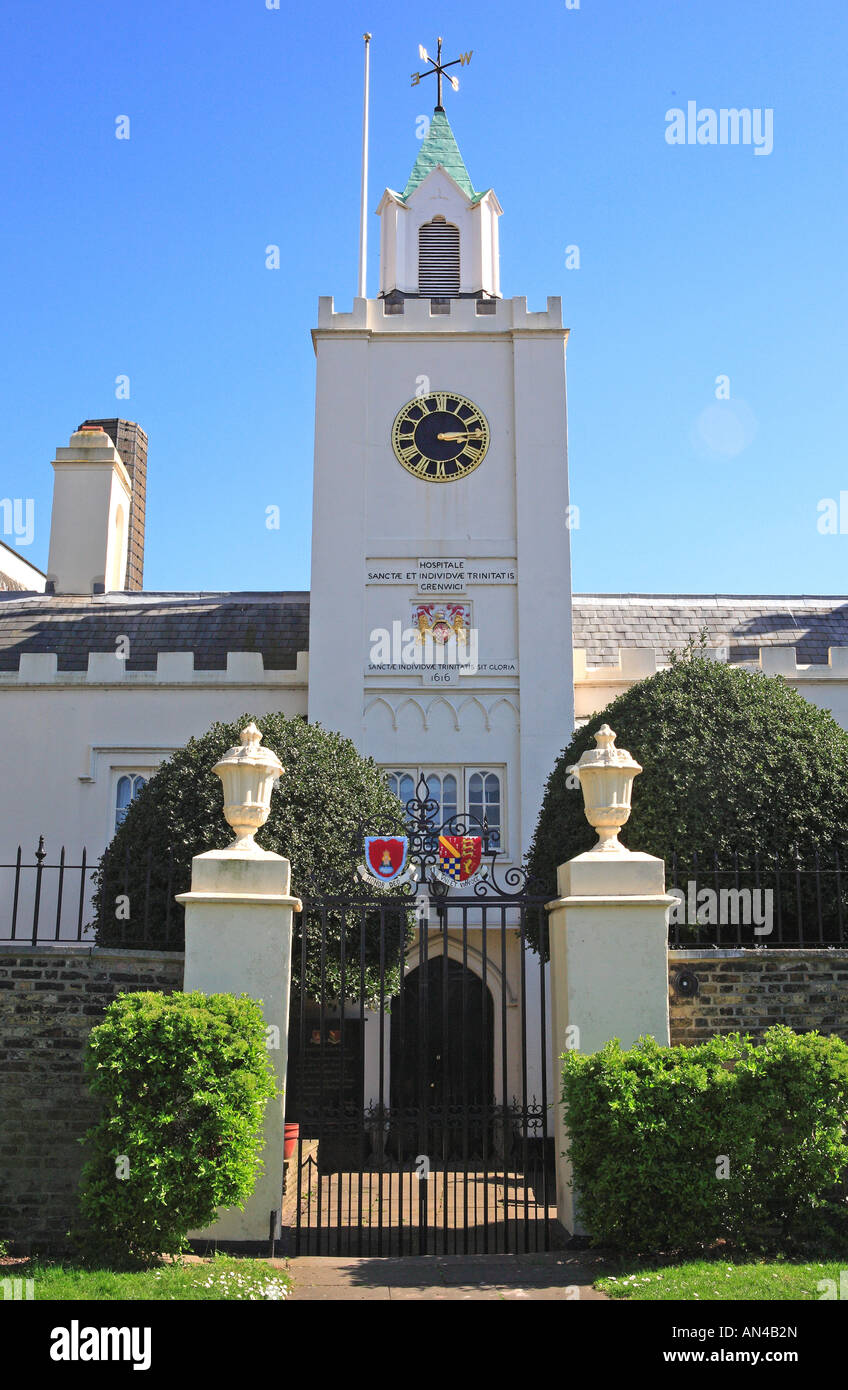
[0,0,846,595]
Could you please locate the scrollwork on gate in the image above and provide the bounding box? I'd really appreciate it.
[299,774,545,901]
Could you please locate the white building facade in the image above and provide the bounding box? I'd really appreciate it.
[3,109,848,949]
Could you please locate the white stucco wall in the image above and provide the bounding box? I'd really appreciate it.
[47,431,132,595]
[308,294,574,867]
[0,656,308,935]
[574,645,848,731]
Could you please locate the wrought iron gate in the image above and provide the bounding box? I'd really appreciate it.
[281,780,555,1256]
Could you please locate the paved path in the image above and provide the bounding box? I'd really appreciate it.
[282,1252,611,1300]
[282,1161,555,1256]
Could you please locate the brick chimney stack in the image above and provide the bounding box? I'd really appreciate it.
[78,419,147,589]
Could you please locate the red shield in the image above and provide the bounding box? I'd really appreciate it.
[438,835,483,883]
[366,836,407,880]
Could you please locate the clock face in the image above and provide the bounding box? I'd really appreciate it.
[391,391,490,483]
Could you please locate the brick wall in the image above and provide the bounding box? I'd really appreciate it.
[0,946,183,1252]
[4,942,848,1250]
[669,948,848,1044]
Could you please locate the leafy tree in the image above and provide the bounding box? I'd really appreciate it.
[527,656,848,953]
[92,713,410,999]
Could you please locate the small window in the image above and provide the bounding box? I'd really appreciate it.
[418,218,460,296]
[468,771,502,848]
[115,773,148,830]
[384,767,503,849]
[427,772,458,827]
[386,770,416,813]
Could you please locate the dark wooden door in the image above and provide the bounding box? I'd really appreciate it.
[390,957,493,1157]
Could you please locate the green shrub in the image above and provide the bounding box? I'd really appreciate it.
[561,1026,848,1253]
[77,991,276,1265]
[91,712,411,998]
[527,657,848,953]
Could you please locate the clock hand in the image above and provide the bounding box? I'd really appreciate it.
[436,429,484,441]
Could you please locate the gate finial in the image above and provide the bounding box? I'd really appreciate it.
[212,723,283,852]
[567,725,642,853]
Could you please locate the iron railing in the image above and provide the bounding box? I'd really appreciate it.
[667,848,848,948]
[4,836,848,950]
[0,838,179,947]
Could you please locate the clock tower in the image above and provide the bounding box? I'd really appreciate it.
[307,90,574,864]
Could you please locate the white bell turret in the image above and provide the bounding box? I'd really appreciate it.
[377,109,502,300]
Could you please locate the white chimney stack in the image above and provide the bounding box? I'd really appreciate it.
[46,425,132,594]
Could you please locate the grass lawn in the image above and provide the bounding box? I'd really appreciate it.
[596,1258,845,1301]
[2,1256,291,1301]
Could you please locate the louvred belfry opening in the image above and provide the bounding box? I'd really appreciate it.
[418,217,460,295]
[376,106,502,300]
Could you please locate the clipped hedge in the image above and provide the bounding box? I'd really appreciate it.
[561,1026,848,1253]
[527,657,848,954]
[77,991,276,1265]
[92,712,411,1000]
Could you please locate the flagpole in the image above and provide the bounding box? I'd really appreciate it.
[357,33,371,300]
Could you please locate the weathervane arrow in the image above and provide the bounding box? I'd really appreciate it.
[411,36,472,110]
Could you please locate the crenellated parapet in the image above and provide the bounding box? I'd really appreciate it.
[574,644,848,724]
[757,646,848,678]
[575,644,848,683]
[313,294,565,338]
[1,649,309,686]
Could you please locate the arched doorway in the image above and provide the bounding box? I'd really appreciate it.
[389,956,494,1158]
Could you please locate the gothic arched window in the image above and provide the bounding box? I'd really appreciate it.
[418,216,460,296]
[386,770,416,814]
[115,773,148,830]
[424,772,458,827]
[384,767,502,848]
[468,771,501,848]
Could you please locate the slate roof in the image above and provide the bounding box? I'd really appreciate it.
[572,595,848,667]
[0,592,310,672]
[2,590,847,676]
[402,109,478,201]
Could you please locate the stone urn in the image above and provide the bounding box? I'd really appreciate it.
[212,722,283,852]
[567,724,642,853]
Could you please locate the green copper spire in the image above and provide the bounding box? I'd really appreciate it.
[401,109,477,201]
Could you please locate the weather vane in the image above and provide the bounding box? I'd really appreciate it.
[411,37,472,112]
